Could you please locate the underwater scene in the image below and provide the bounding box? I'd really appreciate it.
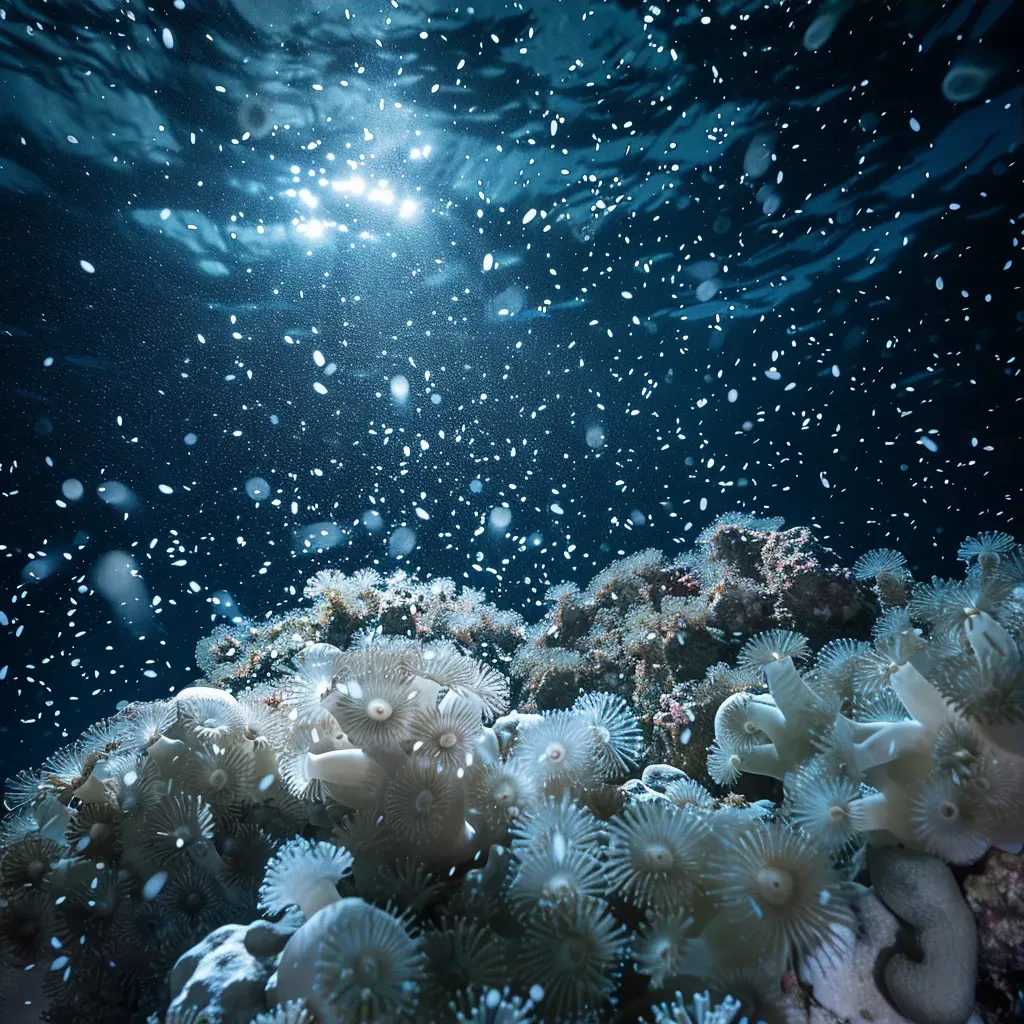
[0,0,1022,1022]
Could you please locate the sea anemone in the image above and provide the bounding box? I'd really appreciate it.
[384,760,459,847]
[813,638,871,693]
[649,991,746,1024]
[157,863,229,933]
[604,801,705,910]
[220,822,278,897]
[175,692,246,745]
[332,808,395,863]
[0,836,63,889]
[189,742,254,810]
[310,898,425,1023]
[737,630,810,674]
[0,889,55,965]
[662,775,716,813]
[239,691,289,747]
[141,794,216,865]
[512,711,598,790]
[507,842,604,910]
[709,820,853,963]
[958,531,1015,563]
[510,793,603,857]
[908,579,977,634]
[451,988,537,1024]
[712,693,780,754]
[407,642,511,720]
[853,548,908,581]
[303,569,349,601]
[633,908,696,988]
[572,691,642,778]
[932,640,1024,725]
[251,1002,315,1024]
[370,858,446,915]
[410,700,484,774]
[112,756,163,815]
[3,768,46,812]
[850,646,905,698]
[65,802,124,862]
[421,919,507,1012]
[323,651,419,748]
[470,758,541,826]
[113,701,177,754]
[280,643,342,725]
[706,740,782,786]
[909,776,991,864]
[516,896,626,1020]
[784,757,862,855]
[259,837,353,919]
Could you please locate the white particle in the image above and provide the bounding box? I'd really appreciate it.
[313,381,328,395]
[390,375,410,401]
[313,350,326,367]
[80,260,95,273]
[161,27,174,49]
[142,872,168,901]
[482,253,494,271]
[61,479,84,501]
[909,117,921,132]
[245,477,271,500]
[158,484,174,495]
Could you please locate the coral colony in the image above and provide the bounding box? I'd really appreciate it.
[1,516,1021,1023]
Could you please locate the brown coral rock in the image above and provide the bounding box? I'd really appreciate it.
[964,849,1024,1000]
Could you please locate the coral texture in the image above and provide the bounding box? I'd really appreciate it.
[0,520,1018,1023]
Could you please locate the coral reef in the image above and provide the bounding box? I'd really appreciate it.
[964,849,1024,1007]
[0,518,1019,1023]
[509,515,877,783]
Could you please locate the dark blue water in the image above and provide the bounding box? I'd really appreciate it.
[1,0,1020,784]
